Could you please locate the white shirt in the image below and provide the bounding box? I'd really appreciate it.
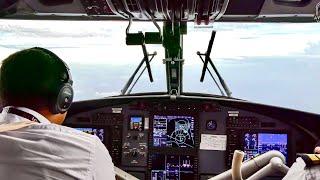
[0,106,115,180]
[283,157,320,180]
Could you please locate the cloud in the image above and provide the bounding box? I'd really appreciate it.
[95,91,119,97]
[0,20,167,65]
[0,20,113,38]
[0,47,18,60]
[184,56,320,114]
[304,42,320,55]
[1,20,319,67]
[184,23,320,66]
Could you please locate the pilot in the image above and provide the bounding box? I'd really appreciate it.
[0,47,115,180]
[283,142,320,179]
[314,141,320,154]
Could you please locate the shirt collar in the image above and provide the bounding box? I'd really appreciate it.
[0,106,50,124]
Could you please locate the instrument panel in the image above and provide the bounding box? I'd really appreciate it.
[64,96,320,179]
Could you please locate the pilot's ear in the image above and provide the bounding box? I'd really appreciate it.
[314,147,320,154]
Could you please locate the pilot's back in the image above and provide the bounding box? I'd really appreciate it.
[0,123,115,180]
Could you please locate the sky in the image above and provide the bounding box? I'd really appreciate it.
[0,20,320,113]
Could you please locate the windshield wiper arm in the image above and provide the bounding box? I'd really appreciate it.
[197,52,225,96]
[127,54,156,94]
[200,31,216,82]
[142,43,154,82]
[121,47,156,95]
[198,30,232,97]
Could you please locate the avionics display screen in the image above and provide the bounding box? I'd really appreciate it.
[153,115,195,148]
[129,116,143,131]
[151,154,194,180]
[75,128,104,142]
[243,133,288,161]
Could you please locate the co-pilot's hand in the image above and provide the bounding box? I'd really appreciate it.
[314,146,320,154]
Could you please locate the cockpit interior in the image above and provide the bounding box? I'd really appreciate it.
[64,94,320,179]
[1,0,320,179]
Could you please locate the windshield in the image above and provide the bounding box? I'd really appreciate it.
[0,20,320,114]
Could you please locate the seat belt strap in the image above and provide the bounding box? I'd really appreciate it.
[0,107,40,132]
[0,121,37,132]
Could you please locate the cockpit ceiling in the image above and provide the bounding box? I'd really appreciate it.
[0,0,319,22]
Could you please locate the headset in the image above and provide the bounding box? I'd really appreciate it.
[32,47,74,114]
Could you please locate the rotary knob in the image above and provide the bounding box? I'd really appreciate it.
[130,150,138,157]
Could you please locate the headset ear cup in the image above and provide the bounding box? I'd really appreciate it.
[52,83,73,114]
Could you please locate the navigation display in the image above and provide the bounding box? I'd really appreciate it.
[75,128,105,142]
[153,115,195,148]
[243,133,288,161]
[151,154,194,180]
[129,116,143,131]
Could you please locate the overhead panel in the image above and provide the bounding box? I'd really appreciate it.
[105,0,224,24]
[79,0,115,15]
[1,0,319,22]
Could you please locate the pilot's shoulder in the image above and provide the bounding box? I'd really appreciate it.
[29,123,100,143]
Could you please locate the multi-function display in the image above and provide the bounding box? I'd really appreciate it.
[153,115,195,148]
[151,154,194,180]
[243,133,288,161]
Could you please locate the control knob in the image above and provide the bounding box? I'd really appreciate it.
[130,150,138,158]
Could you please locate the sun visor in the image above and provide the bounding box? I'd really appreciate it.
[0,0,18,16]
[258,0,318,19]
[224,0,266,15]
[23,0,85,13]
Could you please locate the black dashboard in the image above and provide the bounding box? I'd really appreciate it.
[64,94,320,180]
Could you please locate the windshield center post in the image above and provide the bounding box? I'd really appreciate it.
[163,22,187,95]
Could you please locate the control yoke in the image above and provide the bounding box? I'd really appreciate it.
[209,150,289,180]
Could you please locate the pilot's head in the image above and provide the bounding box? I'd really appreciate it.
[0,47,74,124]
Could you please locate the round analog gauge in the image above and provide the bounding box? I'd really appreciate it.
[206,120,217,130]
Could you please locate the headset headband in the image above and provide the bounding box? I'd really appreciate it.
[32,47,73,85]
